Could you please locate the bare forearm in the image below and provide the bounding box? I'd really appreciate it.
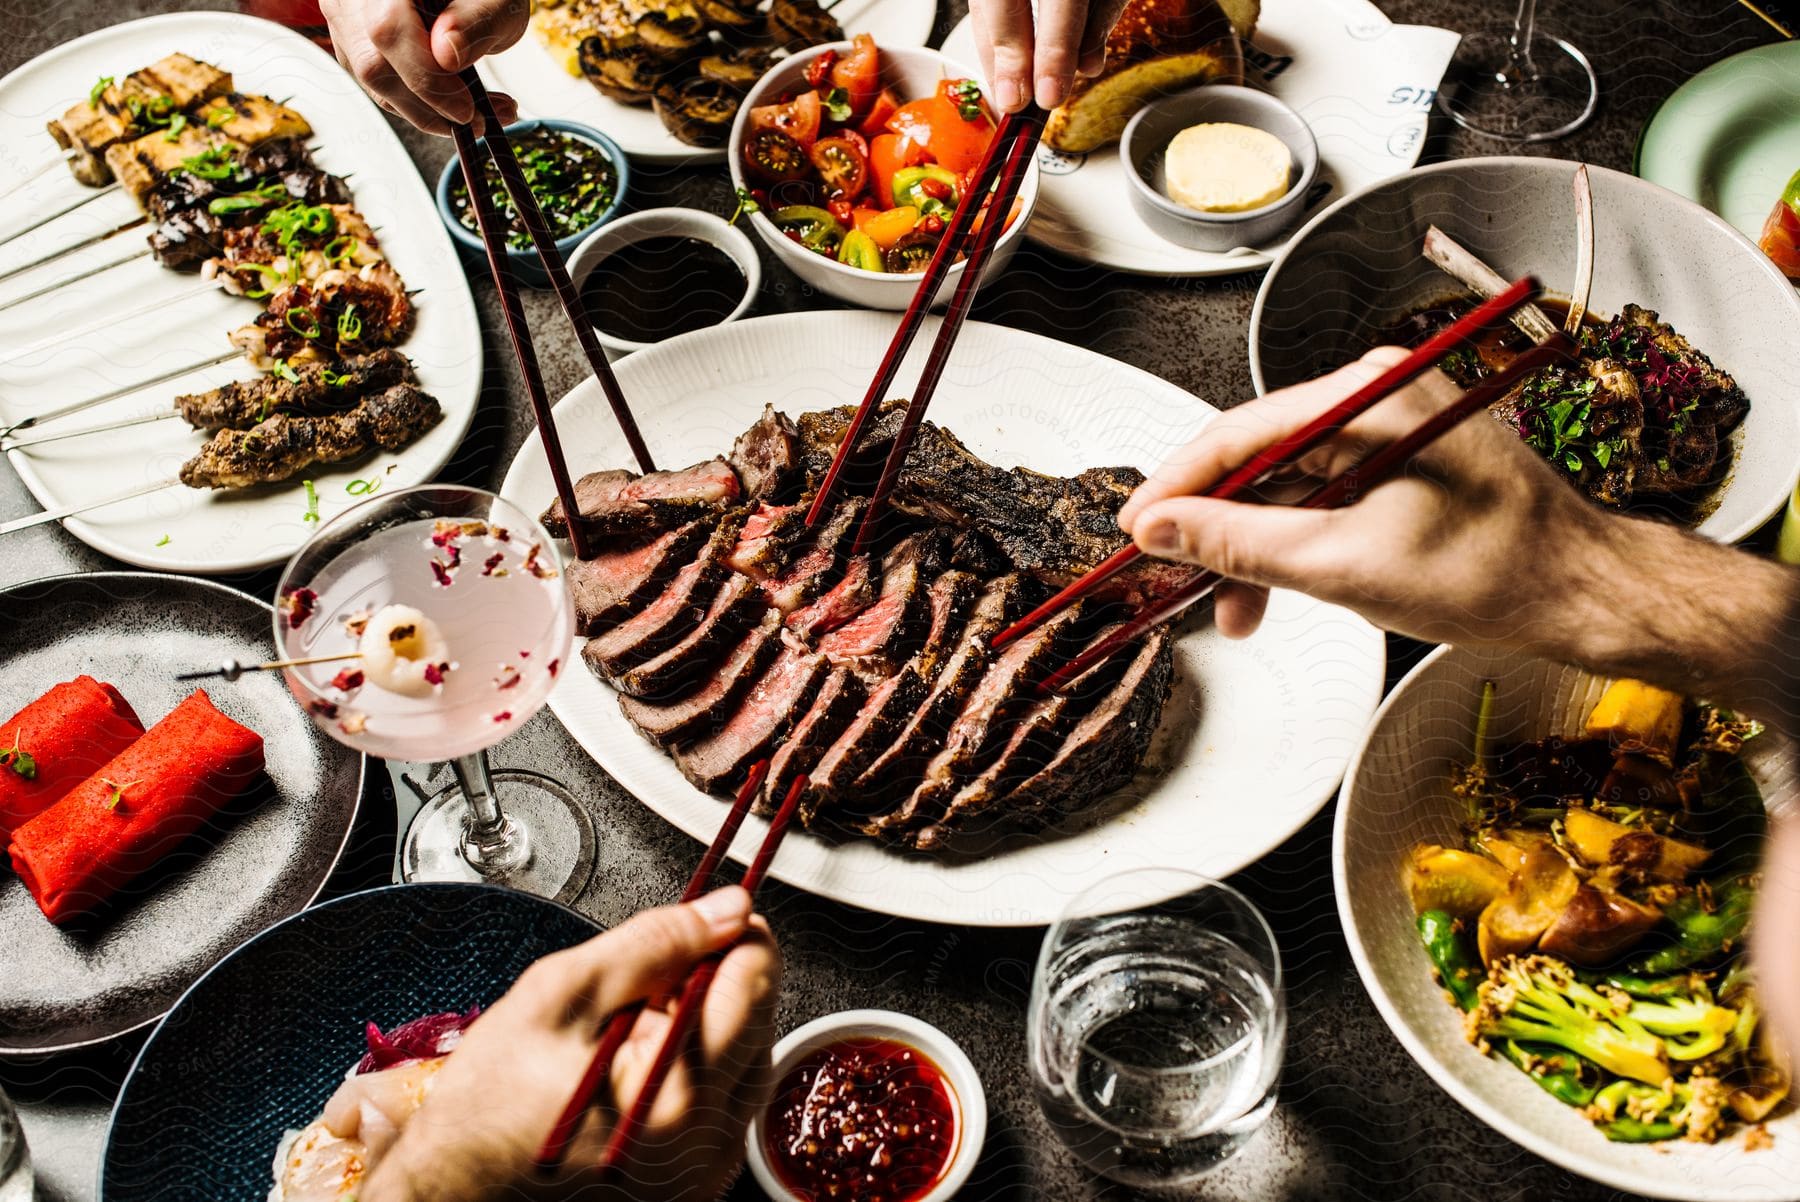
[1559,514,1800,732]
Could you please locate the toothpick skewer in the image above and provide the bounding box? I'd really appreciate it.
[175,651,361,682]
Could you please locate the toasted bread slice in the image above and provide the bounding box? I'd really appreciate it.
[1043,0,1259,153]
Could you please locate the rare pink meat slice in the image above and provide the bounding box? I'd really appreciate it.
[795,666,928,827]
[566,519,715,636]
[761,500,863,613]
[581,516,744,671]
[674,647,829,794]
[845,575,1028,827]
[727,502,809,579]
[729,405,801,503]
[998,628,1174,826]
[612,573,766,699]
[817,560,927,679]
[542,457,740,540]
[617,610,780,747]
[866,607,1078,839]
[912,570,982,679]
[760,667,867,815]
[786,555,875,642]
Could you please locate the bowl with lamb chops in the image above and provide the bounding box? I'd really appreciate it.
[1249,156,1800,545]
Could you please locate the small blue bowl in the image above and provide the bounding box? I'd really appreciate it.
[101,882,601,1200]
[436,117,630,289]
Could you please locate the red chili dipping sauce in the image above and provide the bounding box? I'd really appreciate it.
[764,1036,959,1202]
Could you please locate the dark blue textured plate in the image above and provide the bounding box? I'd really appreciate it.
[101,882,601,1201]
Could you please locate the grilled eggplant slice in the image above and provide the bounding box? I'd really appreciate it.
[766,0,844,49]
[653,76,746,148]
[697,45,774,88]
[578,35,666,105]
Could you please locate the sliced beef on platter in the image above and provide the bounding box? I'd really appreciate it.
[617,609,781,747]
[816,560,928,679]
[567,518,717,636]
[729,404,802,502]
[761,667,867,813]
[795,666,929,827]
[865,606,1080,839]
[610,573,766,700]
[726,502,811,579]
[541,457,740,541]
[581,515,746,672]
[844,575,1031,827]
[911,570,982,680]
[794,400,910,492]
[787,555,875,642]
[970,627,1175,832]
[761,498,864,613]
[674,646,830,793]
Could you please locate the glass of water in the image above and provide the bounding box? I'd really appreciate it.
[0,1085,31,1202]
[1029,868,1285,1187]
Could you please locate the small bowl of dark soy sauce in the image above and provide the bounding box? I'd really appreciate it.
[436,118,629,289]
[566,207,761,358]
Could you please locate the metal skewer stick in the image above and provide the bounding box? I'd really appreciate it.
[0,185,121,247]
[0,478,178,537]
[3,409,182,451]
[0,280,225,368]
[0,215,146,287]
[0,153,76,204]
[0,245,154,314]
[175,650,361,682]
[0,349,239,435]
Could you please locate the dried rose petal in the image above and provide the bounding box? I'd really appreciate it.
[443,543,462,570]
[519,649,531,659]
[482,552,506,577]
[491,526,511,543]
[280,586,319,631]
[461,520,489,538]
[330,669,365,692]
[424,662,450,686]
[307,698,339,719]
[338,712,368,735]
[495,668,521,691]
[493,711,513,723]
[430,560,454,588]
[548,658,561,677]
[342,608,373,639]
[522,542,558,580]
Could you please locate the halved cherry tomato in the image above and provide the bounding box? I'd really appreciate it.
[827,196,854,226]
[838,228,884,271]
[804,49,838,90]
[1762,200,1800,279]
[809,135,869,199]
[743,127,810,183]
[937,78,996,128]
[856,204,920,250]
[858,88,900,137]
[748,89,821,150]
[869,133,924,213]
[833,128,869,158]
[883,228,939,273]
[970,194,1024,238]
[831,33,881,116]
[885,94,993,175]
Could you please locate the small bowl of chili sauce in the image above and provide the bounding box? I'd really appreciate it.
[747,1009,986,1202]
[435,118,629,289]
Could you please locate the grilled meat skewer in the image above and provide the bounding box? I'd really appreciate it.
[105,95,311,205]
[179,383,442,489]
[148,138,353,270]
[174,350,413,431]
[47,54,235,185]
[230,267,413,368]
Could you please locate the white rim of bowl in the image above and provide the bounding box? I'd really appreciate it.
[1120,85,1319,226]
[745,1008,987,1202]
[726,43,1039,282]
[564,208,762,353]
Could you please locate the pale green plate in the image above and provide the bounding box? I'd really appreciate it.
[1636,39,1800,243]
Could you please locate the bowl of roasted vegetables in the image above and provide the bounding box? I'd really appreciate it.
[1337,644,1800,1200]
[726,38,1037,310]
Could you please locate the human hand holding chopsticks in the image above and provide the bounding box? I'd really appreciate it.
[321,0,524,133]
[969,0,1125,111]
[359,888,780,1202]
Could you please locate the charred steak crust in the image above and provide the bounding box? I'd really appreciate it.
[543,457,741,541]
[761,667,868,813]
[567,517,718,637]
[763,498,865,613]
[617,609,781,747]
[730,404,802,502]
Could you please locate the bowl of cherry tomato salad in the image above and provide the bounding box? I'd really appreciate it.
[727,38,1037,310]
[746,1009,987,1202]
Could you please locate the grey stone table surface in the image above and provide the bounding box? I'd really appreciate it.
[0,1,1786,1199]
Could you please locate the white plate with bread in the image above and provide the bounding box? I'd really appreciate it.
[944,0,1459,277]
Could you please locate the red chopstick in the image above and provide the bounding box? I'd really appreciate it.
[533,759,771,1174]
[849,112,1044,555]
[991,277,1544,653]
[593,775,810,1180]
[1037,331,1577,693]
[806,107,1046,531]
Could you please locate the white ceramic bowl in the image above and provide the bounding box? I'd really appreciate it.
[564,207,761,357]
[727,42,1038,310]
[746,1009,987,1202]
[1250,157,1800,545]
[1335,643,1800,1200]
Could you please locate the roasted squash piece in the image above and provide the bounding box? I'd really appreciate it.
[1584,679,1684,765]
[1475,828,1554,877]
[1403,845,1510,919]
[1477,843,1579,965]
[1563,807,1709,882]
[1537,884,1662,965]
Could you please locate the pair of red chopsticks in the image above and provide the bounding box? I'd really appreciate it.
[807,105,1048,551]
[535,763,808,1177]
[442,66,656,561]
[984,278,1576,691]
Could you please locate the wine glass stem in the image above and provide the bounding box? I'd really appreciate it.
[1509,0,1538,75]
[452,751,530,875]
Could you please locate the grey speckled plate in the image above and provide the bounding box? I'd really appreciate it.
[0,572,364,1055]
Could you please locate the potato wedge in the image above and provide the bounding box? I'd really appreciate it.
[1585,679,1684,765]
[1563,808,1709,882]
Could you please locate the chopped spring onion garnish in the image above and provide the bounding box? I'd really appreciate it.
[155,534,171,547]
[285,306,322,339]
[264,203,338,257]
[324,236,361,265]
[950,80,984,122]
[337,305,363,343]
[89,75,113,105]
[303,479,320,523]
[271,360,301,384]
[162,113,188,142]
[347,477,381,496]
[208,182,290,216]
[179,145,239,180]
[320,367,352,387]
[206,104,233,129]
